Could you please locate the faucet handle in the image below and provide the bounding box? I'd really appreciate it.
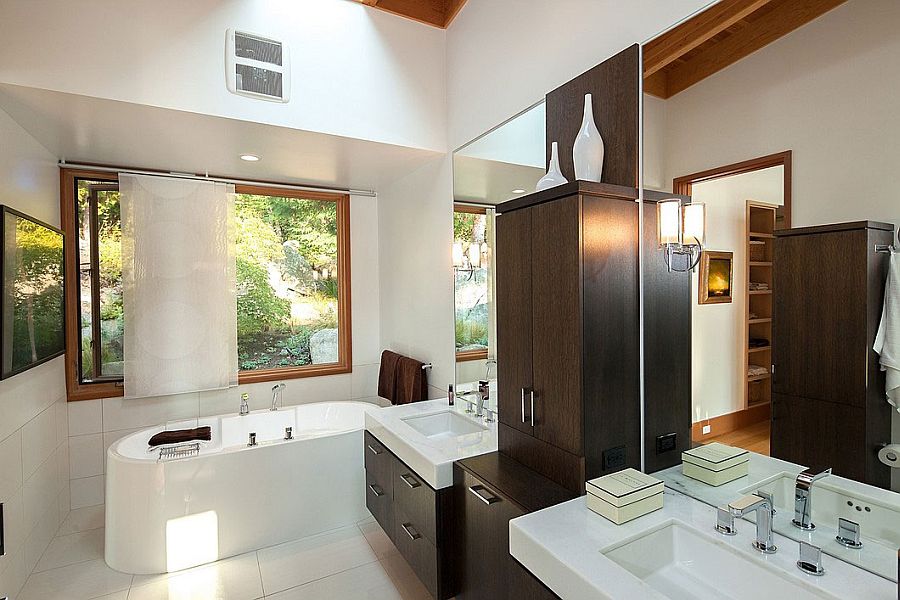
[797,541,825,576]
[755,489,776,518]
[835,518,863,549]
[797,467,832,486]
[715,506,737,536]
[728,494,765,514]
[483,407,496,423]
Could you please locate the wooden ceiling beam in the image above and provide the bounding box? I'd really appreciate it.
[353,0,467,29]
[662,0,846,98]
[643,0,774,78]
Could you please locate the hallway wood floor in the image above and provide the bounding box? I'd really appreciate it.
[705,420,770,456]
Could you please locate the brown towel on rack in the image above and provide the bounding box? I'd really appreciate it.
[378,350,402,400]
[148,426,211,448]
[395,356,428,405]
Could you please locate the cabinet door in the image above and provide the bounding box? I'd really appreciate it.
[496,208,534,435]
[531,196,582,455]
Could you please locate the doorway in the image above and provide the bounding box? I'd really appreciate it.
[674,152,792,455]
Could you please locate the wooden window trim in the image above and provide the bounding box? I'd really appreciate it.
[61,169,352,401]
[456,348,488,362]
[453,203,487,215]
[234,184,352,385]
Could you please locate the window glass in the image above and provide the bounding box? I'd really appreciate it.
[453,209,489,356]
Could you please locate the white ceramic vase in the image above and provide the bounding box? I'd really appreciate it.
[535,141,568,191]
[573,93,605,182]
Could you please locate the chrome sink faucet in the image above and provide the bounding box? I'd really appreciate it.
[476,380,489,417]
[792,467,831,530]
[728,494,777,554]
[271,383,286,411]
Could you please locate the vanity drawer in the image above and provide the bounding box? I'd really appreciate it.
[364,431,393,498]
[365,470,393,536]
[393,505,439,599]
[392,459,437,545]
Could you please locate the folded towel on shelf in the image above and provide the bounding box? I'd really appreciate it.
[749,282,770,291]
[378,350,402,400]
[874,250,900,412]
[747,365,769,378]
[148,426,211,448]
[749,338,769,348]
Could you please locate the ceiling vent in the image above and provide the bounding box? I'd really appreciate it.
[225,29,290,103]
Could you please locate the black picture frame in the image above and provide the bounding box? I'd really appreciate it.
[0,205,66,379]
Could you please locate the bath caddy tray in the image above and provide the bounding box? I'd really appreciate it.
[157,442,201,462]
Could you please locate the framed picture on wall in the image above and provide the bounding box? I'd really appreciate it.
[698,250,733,305]
[0,206,65,379]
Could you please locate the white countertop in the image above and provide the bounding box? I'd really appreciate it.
[510,488,896,600]
[364,399,498,489]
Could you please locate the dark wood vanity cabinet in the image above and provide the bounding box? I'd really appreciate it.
[772,221,895,488]
[454,453,574,600]
[363,431,455,599]
[496,181,642,493]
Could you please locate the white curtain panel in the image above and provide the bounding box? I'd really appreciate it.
[119,174,238,398]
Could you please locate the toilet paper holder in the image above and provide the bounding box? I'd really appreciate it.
[877,443,900,468]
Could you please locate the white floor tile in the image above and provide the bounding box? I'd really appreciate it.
[58,504,106,535]
[380,551,433,600]
[34,528,105,573]
[17,557,132,600]
[93,592,129,600]
[358,520,396,559]
[257,524,378,595]
[265,561,402,600]
[127,551,263,600]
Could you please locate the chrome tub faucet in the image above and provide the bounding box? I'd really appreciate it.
[239,392,250,416]
[271,382,286,411]
[728,494,777,554]
[792,467,831,530]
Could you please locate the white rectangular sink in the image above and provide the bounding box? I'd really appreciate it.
[401,411,486,439]
[603,521,837,600]
[744,473,900,547]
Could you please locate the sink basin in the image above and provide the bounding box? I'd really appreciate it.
[402,411,486,439]
[743,473,900,547]
[603,521,836,600]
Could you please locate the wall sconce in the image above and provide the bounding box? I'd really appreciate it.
[657,199,705,273]
[453,241,487,279]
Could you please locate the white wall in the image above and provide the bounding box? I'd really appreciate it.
[690,168,783,422]
[65,193,383,509]
[446,0,713,149]
[378,156,455,398]
[0,0,447,152]
[0,107,69,599]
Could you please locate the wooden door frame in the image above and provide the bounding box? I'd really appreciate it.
[672,150,792,229]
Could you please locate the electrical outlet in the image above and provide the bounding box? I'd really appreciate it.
[702,424,711,435]
[656,432,677,454]
[603,445,626,471]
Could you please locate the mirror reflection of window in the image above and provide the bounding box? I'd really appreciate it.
[453,205,493,363]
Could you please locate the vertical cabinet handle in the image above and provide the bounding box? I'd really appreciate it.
[521,388,526,423]
[469,484,501,505]
[530,390,535,427]
[401,522,421,540]
[400,473,421,489]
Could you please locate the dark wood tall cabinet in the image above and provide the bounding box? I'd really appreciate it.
[772,221,895,489]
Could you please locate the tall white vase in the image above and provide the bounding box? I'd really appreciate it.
[536,141,568,191]
[573,93,605,182]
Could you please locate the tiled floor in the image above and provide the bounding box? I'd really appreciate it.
[17,505,431,600]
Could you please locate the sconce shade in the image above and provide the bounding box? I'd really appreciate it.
[468,242,482,268]
[682,203,706,246]
[657,200,682,246]
[452,242,464,267]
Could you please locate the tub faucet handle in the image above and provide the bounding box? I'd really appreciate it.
[284,427,293,440]
[239,393,250,416]
[248,432,257,447]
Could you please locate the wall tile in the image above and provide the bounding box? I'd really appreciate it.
[56,441,69,494]
[22,404,57,480]
[0,430,23,502]
[67,399,102,437]
[23,449,59,532]
[70,474,105,509]
[0,550,27,600]
[102,394,199,431]
[23,500,60,574]
[69,434,103,479]
[0,358,65,442]
[0,490,25,575]
[55,398,68,445]
[58,482,71,523]
[351,364,379,399]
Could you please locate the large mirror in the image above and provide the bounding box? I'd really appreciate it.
[451,102,545,401]
[642,0,900,581]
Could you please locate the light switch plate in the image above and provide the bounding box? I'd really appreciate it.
[702,424,711,435]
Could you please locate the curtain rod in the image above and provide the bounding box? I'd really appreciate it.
[58,161,376,198]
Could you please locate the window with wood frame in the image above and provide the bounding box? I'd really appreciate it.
[61,168,352,401]
[453,204,490,362]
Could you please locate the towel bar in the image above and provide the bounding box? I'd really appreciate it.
[875,230,900,253]
[421,363,432,370]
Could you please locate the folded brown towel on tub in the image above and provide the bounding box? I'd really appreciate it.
[148,426,211,447]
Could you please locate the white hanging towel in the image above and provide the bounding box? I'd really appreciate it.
[874,249,900,412]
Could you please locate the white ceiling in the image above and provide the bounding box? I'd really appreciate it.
[0,84,441,193]
[453,155,544,205]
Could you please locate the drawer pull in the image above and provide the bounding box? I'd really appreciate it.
[400,473,421,489]
[469,484,501,505]
[368,483,384,497]
[366,443,382,456]
[401,522,422,540]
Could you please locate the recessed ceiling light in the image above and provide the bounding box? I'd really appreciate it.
[512,188,526,194]
[240,154,260,162]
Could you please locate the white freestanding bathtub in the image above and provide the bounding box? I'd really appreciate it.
[105,401,380,574]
